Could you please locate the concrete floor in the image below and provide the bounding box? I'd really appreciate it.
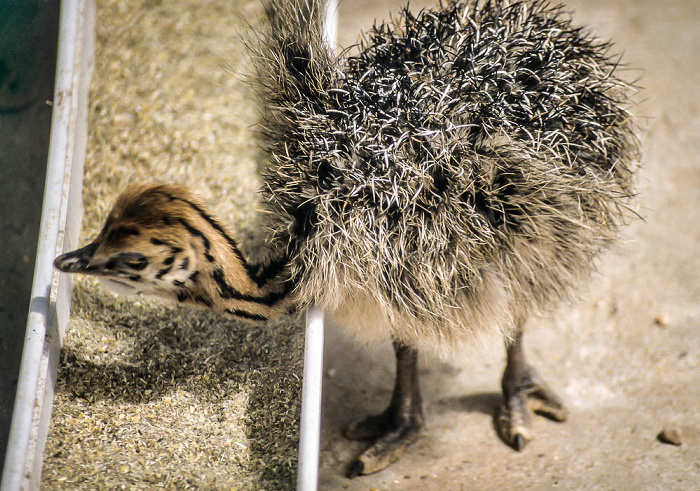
[319,1,700,489]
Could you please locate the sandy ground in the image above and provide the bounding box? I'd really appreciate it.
[320,0,700,489]
[36,0,699,490]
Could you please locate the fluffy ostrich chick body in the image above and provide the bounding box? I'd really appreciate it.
[55,0,638,477]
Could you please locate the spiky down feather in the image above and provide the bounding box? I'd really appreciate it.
[253,0,638,349]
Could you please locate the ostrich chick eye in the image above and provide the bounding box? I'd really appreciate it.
[118,252,149,271]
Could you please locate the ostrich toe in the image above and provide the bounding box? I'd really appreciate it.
[498,367,569,451]
[345,412,423,477]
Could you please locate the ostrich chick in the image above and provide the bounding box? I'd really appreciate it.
[55,0,638,478]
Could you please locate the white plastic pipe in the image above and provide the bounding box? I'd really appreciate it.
[296,2,336,490]
[0,1,93,489]
[296,307,325,491]
[323,0,338,52]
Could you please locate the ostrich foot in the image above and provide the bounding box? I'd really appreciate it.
[344,342,423,477]
[497,366,569,451]
[345,410,423,477]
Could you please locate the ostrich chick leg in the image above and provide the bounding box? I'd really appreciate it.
[498,329,569,450]
[345,342,424,477]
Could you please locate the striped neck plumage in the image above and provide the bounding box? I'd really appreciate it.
[54,184,294,322]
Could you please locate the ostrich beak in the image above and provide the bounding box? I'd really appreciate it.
[54,242,99,274]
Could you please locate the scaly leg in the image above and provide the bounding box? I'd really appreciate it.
[498,328,569,450]
[345,341,424,478]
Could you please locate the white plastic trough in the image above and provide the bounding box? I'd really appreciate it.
[0,1,94,489]
[1,0,329,488]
